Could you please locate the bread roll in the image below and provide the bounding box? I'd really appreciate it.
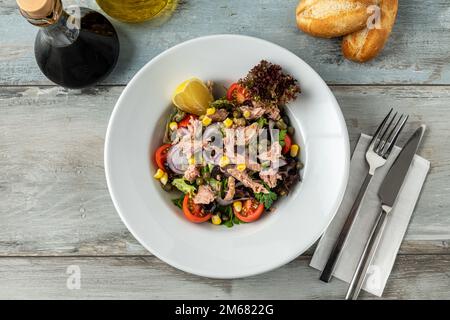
[342,0,398,62]
[296,0,378,38]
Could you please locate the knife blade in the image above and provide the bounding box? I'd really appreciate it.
[346,125,426,300]
[379,125,426,207]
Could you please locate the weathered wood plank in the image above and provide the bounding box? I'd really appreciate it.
[1,85,449,256]
[1,0,450,85]
[0,255,448,299]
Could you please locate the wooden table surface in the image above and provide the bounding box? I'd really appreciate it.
[1,0,449,299]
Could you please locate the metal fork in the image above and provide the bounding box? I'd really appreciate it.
[319,109,408,283]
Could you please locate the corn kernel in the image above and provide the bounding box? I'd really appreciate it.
[153,168,165,179]
[243,110,251,119]
[223,117,233,128]
[233,201,242,213]
[206,107,216,115]
[211,215,222,225]
[188,156,196,165]
[219,155,230,167]
[169,122,178,130]
[202,116,212,126]
[236,163,246,171]
[290,144,300,157]
[160,172,169,185]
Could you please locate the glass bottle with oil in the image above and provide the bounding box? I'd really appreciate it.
[17,0,120,89]
[96,0,169,23]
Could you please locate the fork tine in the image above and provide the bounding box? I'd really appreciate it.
[378,112,401,153]
[369,108,393,149]
[381,114,409,157]
[375,112,397,152]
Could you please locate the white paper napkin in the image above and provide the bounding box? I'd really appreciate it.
[310,134,430,297]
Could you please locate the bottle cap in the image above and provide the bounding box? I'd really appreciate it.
[16,0,55,19]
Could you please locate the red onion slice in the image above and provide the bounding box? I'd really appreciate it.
[216,197,250,206]
[167,144,187,174]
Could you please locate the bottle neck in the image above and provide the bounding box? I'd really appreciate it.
[21,0,80,46]
[41,10,80,46]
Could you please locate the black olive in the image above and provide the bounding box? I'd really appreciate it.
[211,166,223,180]
[287,126,295,136]
[204,202,217,213]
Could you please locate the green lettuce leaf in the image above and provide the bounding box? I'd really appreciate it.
[171,178,196,196]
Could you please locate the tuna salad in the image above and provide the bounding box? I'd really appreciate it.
[153,61,303,227]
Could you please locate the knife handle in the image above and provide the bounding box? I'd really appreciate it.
[345,206,390,300]
[320,173,373,283]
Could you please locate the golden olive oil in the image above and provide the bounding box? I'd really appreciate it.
[96,0,169,23]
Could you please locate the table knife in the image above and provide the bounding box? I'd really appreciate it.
[345,125,426,300]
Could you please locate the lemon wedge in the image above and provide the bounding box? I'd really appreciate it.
[172,78,213,115]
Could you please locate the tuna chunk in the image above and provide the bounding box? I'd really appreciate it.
[247,162,262,172]
[260,170,282,188]
[265,105,281,120]
[193,185,215,204]
[236,123,259,145]
[183,164,199,182]
[248,100,280,120]
[209,109,229,122]
[227,167,269,194]
[223,176,236,201]
[259,141,282,164]
[174,118,202,157]
[239,106,265,120]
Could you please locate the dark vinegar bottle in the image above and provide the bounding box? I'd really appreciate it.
[17,0,120,89]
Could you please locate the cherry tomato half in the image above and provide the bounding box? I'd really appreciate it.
[178,114,197,128]
[233,199,265,223]
[226,83,249,104]
[182,194,212,223]
[154,143,171,171]
[282,134,292,154]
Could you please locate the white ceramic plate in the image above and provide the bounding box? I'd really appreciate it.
[105,35,349,279]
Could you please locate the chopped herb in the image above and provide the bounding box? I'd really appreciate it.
[261,161,271,169]
[257,117,268,127]
[222,206,235,228]
[210,98,235,110]
[171,108,186,122]
[201,165,209,176]
[216,205,236,228]
[222,178,228,193]
[223,219,234,228]
[233,215,243,225]
[255,190,278,209]
[279,129,287,147]
[207,178,221,192]
[171,195,185,209]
